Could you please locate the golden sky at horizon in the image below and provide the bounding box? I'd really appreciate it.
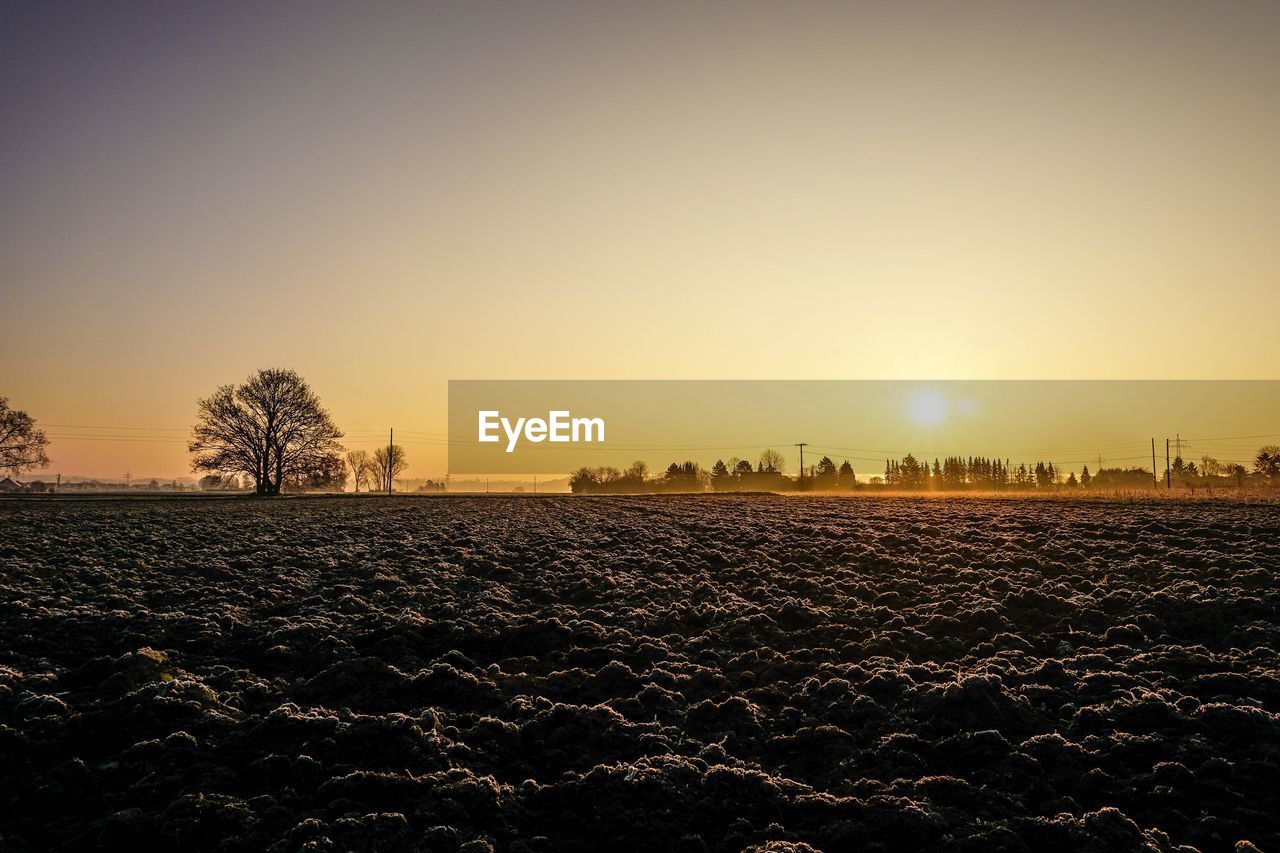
[2,2,1279,478]
[447,380,1280,478]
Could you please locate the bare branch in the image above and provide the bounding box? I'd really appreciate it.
[0,397,51,476]
[189,370,343,495]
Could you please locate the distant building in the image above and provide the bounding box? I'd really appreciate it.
[0,477,25,493]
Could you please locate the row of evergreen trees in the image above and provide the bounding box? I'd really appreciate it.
[569,452,1079,494]
[882,455,1065,489]
[570,453,771,494]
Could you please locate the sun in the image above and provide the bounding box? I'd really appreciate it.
[906,389,949,428]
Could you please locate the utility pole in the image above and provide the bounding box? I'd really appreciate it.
[794,442,807,488]
[388,428,393,495]
[1151,439,1158,489]
[1166,438,1171,490]
[533,475,537,494]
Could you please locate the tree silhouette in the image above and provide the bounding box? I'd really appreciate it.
[285,454,348,492]
[0,397,50,476]
[568,467,597,493]
[759,449,785,474]
[1255,446,1280,480]
[614,461,648,491]
[371,444,409,492]
[838,460,855,489]
[666,461,707,491]
[346,450,372,492]
[711,459,732,490]
[905,454,927,488]
[190,369,343,495]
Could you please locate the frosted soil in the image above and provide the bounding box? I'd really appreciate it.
[1,495,1277,852]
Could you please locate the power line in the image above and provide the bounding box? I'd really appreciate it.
[44,435,188,443]
[42,423,189,431]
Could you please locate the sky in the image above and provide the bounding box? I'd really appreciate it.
[2,2,1279,479]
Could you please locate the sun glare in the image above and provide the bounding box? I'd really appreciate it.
[907,389,948,428]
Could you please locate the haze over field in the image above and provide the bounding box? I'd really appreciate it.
[4,2,1280,479]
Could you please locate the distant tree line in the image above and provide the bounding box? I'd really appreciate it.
[570,450,855,494]
[862,448,1279,491]
[880,455,1064,489]
[569,445,1280,494]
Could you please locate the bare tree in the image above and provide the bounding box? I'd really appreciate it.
[371,444,408,492]
[0,397,50,476]
[346,449,372,492]
[759,448,786,474]
[189,369,343,495]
